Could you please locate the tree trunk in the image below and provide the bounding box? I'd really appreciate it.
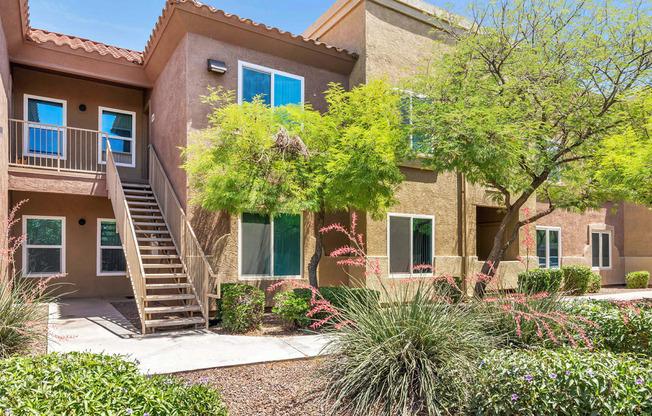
[308,210,325,288]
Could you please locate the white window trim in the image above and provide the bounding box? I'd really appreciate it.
[237,61,305,108]
[97,218,126,277]
[536,226,562,269]
[22,94,68,160]
[22,215,66,278]
[238,212,304,280]
[98,106,137,168]
[387,212,435,277]
[591,231,612,270]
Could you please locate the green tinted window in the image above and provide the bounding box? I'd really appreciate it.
[26,218,62,246]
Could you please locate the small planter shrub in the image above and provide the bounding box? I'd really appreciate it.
[517,268,563,293]
[222,284,264,333]
[0,352,228,415]
[214,282,237,321]
[272,291,310,329]
[562,265,592,295]
[587,272,602,293]
[471,349,652,415]
[626,271,650,289]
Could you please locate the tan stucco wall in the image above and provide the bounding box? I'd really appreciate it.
[9,191,133,298]
[0,15,10,223]
[11,67,146,180]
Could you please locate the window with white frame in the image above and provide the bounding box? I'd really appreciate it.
[99,107,136,167]
[388,214,434,275]
[23,94,67,158]
[240,213,302,278]
[97,219,126,276]
[591,231,611,269]
[536,227,561,269]
[401,92,429,151]
[238,61,304,107]
[23,216,65,277]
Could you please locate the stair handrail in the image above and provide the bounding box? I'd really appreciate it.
[106,143,148,334]
[147,145,219,328]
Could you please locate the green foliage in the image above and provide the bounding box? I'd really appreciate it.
[0,352,228,415]
[221,284,265,333]
[626,271,650,289]
[319,286,380,310]
[214,282,237,321]
[471,349,652,415]
[272,291,310,329]
[587,272,603,293]
[321,280,498,416]
[562,265,593,295]
[517,268,563,294]
[572,300,652,356]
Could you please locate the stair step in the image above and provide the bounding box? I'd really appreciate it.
[145,317,204,328]
[132,215,164,220]
[141,254,179,260]
[146,283,191,289]
[134,222,166,226]
[145,293,196,301]
[122,183,151,189]
[138,237,173,242]
[128,201,159,206]
[126,195,156,200]
[145,273,187,279]
[143,263,183,268]
[130,208,161,213]
[124,189,153,194]
[136,229,170,234]
[144,305,201,314]
[138,246,176,251]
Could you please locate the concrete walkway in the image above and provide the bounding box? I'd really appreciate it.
[47,298,331,374]
[577,290,652,301]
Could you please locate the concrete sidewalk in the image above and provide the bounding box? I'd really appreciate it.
[47,298,331,374]
[573,290,652,302]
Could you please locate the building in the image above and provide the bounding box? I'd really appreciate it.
[0,0,649,334]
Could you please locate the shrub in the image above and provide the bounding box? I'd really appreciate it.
[0,352,228,415]
[471,349,652,415]
[221,284,264,333]
[214,282,237,321]
[272,291,310,329]
[517,268,563,294]
[587,272,602,293]
[626,271,650,289]
[572,300,652,356]
[562,265,593,295]
[319,286,380,310]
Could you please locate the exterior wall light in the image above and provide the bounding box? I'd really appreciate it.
[207,59,227,74]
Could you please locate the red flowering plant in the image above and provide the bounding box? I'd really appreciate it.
[1,199,65,357]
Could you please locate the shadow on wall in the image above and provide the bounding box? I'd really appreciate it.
[188,206,231,273]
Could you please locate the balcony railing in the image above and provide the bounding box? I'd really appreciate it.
[8,118,108,174]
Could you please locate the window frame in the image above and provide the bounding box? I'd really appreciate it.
[98,106,137,168]
[535,226,562,269]
[591,231,612,270]
[97,218,126,277]
[238,212,304,280]
[22,94,68,160]
[237,61,305,108]
[387,212,435,277]
[22,215,66,278]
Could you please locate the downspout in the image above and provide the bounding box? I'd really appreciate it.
[458,171,468,293]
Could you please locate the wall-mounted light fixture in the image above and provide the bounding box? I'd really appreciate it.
[207,59,227,74]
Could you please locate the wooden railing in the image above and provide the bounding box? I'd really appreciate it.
[106,143,147,334]
[148,146,219,328]
[8,119,108,174]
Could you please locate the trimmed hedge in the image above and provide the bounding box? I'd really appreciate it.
[587,272,602,293]
[214,282,237,321]
[472,349,652,415]
[0,352,227,415]
[517,268,563,293]
[626,271,650,289]
[562,265,592,295]
[222,283,264,333]
[272,291,311,329]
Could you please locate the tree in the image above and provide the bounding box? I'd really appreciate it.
[182,80,408,287]
[408,0,652,293]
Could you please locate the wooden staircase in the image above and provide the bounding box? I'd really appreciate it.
[123,181,205,332]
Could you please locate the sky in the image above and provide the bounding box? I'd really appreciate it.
[27,0,471,52]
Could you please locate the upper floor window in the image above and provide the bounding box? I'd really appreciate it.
[388,213,434,276]
[591,231,611,269]
[401,92,429,152]
[238,61,304,107]
[536,226,560,269]
[99,107,136,168]
[23,94,67,158]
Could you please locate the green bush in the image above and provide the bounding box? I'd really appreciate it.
[214,283,237,321]
[626,271,650,289]
[562,265,593,295]
[222,284,264,333]
[272,291,311,329]
[572,300,652,356]
[517,268,563,294]
[0,352,228,415]
[587,272,602,293]
[471,349,652,415]
[319,286,380,309]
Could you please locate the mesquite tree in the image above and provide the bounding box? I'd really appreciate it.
[182,81,407,287]
[408,0,652,293]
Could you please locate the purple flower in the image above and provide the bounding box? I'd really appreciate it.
[480,359,486,365]
[566,371,571,376]
[185,381,191,387]
[126,409,133,415]
[636,379,643,385]
[5,410,12,415]
[550,373,557,379]
[525,375,533,381]
[147,374,152,379]
[512,394,518,400]
[144,414,150,416]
